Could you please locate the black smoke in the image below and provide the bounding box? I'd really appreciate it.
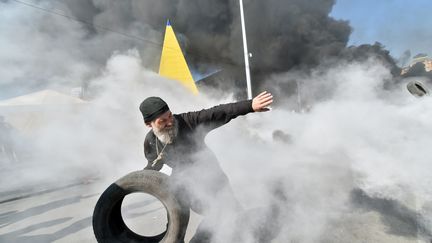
[1,0,400,98]
[62,0,401,95]
[402,62,432,80]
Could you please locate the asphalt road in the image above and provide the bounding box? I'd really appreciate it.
[0,162,430,243]
[0,179,201,243]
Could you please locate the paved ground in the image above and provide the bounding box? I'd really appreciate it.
[0,161,430,243]
[0,179,202,243]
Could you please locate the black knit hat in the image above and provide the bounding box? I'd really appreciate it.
[139,97,170,122]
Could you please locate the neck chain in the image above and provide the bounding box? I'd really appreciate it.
[152,137,168,167]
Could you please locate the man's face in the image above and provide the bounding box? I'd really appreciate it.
[147,110,178,144]
[147,110,174,130]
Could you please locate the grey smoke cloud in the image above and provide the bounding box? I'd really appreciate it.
[0,0,162,98]
[1,0,400,99]
[61,0,355,92]
[1,50,431,241]
[207,59,432,241]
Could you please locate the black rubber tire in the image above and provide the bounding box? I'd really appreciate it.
[92,170,190,243]
[407,80,429,97]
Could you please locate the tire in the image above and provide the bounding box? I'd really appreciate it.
[407,80,429,97]
[92,170,190,243]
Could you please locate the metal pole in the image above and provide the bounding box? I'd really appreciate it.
[239,0,252,99]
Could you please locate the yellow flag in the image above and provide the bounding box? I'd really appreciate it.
[159,20,198,94]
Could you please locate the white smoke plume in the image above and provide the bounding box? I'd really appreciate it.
[1,48,431,241]
[205,58,432,241]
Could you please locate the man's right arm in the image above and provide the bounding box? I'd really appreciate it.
[179,91,273,133]
[180,100,254,133]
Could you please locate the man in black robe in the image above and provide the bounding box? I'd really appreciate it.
[140,91,273,242]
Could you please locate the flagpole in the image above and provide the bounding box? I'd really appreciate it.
[239,0,252,99]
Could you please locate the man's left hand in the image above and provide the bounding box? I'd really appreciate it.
[252,91,273,112]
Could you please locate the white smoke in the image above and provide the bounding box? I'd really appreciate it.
[1,46,431,241]
[206,59,432,241]
[0,2,94,91]
[1,1,431,242]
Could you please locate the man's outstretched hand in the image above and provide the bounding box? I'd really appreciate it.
[252,91,273,112]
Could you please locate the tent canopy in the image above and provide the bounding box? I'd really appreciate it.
[0,89,86,106]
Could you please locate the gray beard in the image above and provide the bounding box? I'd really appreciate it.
[153,118,178,144]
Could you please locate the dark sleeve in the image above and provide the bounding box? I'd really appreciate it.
[180,100,254,132]
[143,132,163,171]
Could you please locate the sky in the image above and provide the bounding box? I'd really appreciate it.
[331,0,432,62]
